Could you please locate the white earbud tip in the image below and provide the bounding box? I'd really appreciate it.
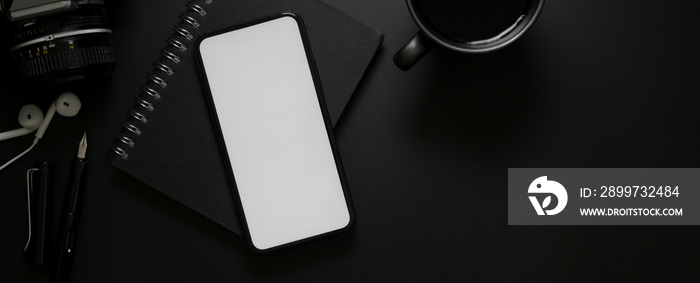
[55,92,82,117]
[18,104,44,129]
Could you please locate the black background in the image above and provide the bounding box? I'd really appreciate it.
[1,0,699,282]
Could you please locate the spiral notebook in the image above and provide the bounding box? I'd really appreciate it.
[110,0,383,235]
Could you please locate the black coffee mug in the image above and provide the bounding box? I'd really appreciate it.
[394,0,545,71]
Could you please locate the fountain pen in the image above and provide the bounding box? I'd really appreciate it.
[51,133,87,283]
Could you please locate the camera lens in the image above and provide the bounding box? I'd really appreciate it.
[6,3,116,88]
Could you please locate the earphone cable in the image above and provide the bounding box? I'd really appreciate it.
[0,140,38,171]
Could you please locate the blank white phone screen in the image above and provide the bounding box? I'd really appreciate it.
[199,16,350,251]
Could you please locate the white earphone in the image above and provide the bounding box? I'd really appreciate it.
[34,92,82,141]
[0,92,82,171]
[0,104,44,141]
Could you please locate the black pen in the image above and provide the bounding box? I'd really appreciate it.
[51,133,88,283]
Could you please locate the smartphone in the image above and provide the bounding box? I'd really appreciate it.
[196,13,354,252]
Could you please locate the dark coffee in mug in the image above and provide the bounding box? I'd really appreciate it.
[415,0,531,43]
[394,0,544,70]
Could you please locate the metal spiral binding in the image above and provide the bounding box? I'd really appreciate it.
[153,61,174,76]
[160,50,181,63]
[173,26,194,40]
[116,133,136,148]
[110,145,129,159]
[112,0,212,159]
[140,85,161,99]
[129,109,148,124]
[185,2,207,16]
[146,73,167,87]
[122,122,142,136]
[179,13,200,28]
[134,97,155,112]
[166,37,187,51]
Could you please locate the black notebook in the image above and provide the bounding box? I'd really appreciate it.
[110,0,383,235]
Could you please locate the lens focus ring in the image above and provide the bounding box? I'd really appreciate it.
[16,45,116,80]
[7,4,116,87]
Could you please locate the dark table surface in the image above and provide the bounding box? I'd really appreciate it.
[2,0,699,282]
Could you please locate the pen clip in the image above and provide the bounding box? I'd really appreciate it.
[25,168,39,252]
[25,162,52,266]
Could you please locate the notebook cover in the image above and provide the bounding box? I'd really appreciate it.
[112,0,383,235]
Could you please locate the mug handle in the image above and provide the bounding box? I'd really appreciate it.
[393,32,434,71]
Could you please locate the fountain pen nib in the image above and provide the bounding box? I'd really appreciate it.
[77,133,87,159]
